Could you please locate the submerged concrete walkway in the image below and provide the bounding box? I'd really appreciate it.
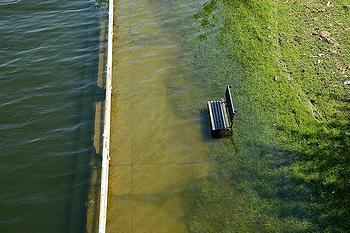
[106,1,210,233]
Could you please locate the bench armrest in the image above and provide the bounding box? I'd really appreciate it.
[225,85,235,122]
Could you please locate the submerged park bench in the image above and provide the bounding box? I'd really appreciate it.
[207,85,236,137]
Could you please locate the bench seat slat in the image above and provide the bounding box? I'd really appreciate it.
[218,101,226,130]
[208,100,230,131]
[208,101,216,130]
[207,86,235,137]
[213,101,222,130]
[221,102,230,129]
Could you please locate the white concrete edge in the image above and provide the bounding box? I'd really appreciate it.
[98,0,114,232]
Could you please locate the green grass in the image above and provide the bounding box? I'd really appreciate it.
[185,1,350,232]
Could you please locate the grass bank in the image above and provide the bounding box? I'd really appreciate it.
[185,1,350,232]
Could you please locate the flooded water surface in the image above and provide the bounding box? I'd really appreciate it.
[107,1,216,232]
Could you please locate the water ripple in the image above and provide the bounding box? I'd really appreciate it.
[0,0,106,232]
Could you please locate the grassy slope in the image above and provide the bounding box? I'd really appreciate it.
[185,1,349,232]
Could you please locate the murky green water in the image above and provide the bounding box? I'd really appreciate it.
[0,1,106,232]
[107,1,219,232]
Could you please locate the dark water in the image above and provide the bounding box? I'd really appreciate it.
[0,1,105,232]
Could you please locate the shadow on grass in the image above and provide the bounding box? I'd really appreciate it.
[288,120,350,231]
[185,114,349,232]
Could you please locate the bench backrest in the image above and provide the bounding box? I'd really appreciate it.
[225,85,235,122]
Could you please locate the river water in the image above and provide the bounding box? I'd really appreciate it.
[0,1,105,232]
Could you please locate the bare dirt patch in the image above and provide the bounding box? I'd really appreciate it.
[312,29,341,53]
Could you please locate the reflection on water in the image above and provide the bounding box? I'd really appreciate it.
[107,0,213,232]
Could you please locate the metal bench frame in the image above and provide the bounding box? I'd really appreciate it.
[207,85,235,137]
